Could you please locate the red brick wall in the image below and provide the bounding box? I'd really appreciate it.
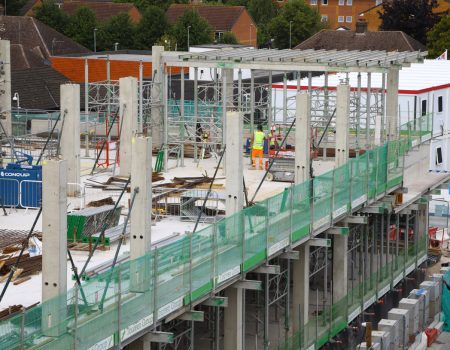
[231,10,257,47]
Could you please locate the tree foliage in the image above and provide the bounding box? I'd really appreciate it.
[5,0,28,15]
[135,6,167,49]
[427,14,450,58]
[248,0,277,26]
[114,0,189,12]
[220,32,239,44]
[379,0,439,44]
[268,0,323,49]
[65,7,97,50]
[34,0,69,34]
[170,10,212,50]
[98,13,136,51]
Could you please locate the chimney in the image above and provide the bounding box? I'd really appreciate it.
[355,19,368,34]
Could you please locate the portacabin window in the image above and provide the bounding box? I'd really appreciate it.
[438,96,443,113]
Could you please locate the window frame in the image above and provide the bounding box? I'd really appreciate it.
[338,16,344,23]
[438,96,444,113]
[346,16,352,23]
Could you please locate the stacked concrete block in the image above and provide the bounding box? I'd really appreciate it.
[378,318,400,350]
[371,330,391,350]
[421,280,441,319]
[408,288,429,329]
[398,298,420,337]
[388,308,410,348]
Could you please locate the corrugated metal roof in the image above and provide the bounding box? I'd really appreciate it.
[286,59,450,92]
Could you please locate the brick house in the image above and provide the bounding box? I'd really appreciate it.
[20,0,142,23]
[274,0,382,30]
[166,4,258,47]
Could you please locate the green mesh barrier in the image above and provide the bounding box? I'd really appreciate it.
[313,170,333,230]
[0,139,416,350]
[333,164,350,219]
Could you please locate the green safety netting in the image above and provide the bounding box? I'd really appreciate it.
[0,138,421,350]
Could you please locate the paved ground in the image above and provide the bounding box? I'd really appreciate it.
[429,332,450,349]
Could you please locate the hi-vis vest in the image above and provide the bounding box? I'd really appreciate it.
[253,131,265,150]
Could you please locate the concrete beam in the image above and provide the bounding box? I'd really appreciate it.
[203,296,228,307]
[151,46,164,148]
[60,84,80,192]
[279,250,300,260]
[178,311,204,322]
[254,265,281,275]
[143,332,174,343]
[386,68,400,140]
[0,40,11,139]
[225,111,243,215]
[310,238,331,247]
[336,83,350,167]
[130,136,152,292]
[295,93,311,183]
[343,216,368,224]
[119,77,138,177]
[41,159,67,336]
[360,204,387,214]
[233,279,262,291]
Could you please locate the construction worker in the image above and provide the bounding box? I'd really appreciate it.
[269,129,278,150]
[251,125,266,169]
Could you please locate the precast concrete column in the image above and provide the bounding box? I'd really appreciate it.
[294,93,311,183]
[293,93,311,330]
[386,68,400,141]
[41,159,67,336]
[119,77,138,177]
[335,83,350,167]
[0,40,12,139]
[60,84,80,192]
[225,111,243,214]
[293,243,310,331]
[151,46,164,148]
[130,136,152,292]
[224,110,244,350]
[333,83,349,302]
[222,68,234,173]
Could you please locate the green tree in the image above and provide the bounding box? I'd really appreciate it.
[65,7,97,50]
[156,33,178,51]
[379,0,439,44]
[135,6,167,49]
[248,0,277,26]
[219,31,239,44]
[171,10,212,50]
[427,14,450,58]
[98,13,136,51]
[114,0,189,12]
[268,0,323,49]
[34,0,69,34]
[5,0,28,15]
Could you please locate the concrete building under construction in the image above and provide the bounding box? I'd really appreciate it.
[0,40,449,349]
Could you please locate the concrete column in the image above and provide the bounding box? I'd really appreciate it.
[224,111,244,350]
[60,84,80,191]
[335,83,350,167]
[333,235,348,302]
[386,68,400,140]
[333,83,349,302]
[293,243,310,330]
[119,77,138,177]
[0,40,12,138]
[130,136,152,292]
[151,46,164,148]
[225,111,243,215]
[224,287,243,350]
[41,159,67,336]
[294,93,311,184]
[222,68,234,173]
